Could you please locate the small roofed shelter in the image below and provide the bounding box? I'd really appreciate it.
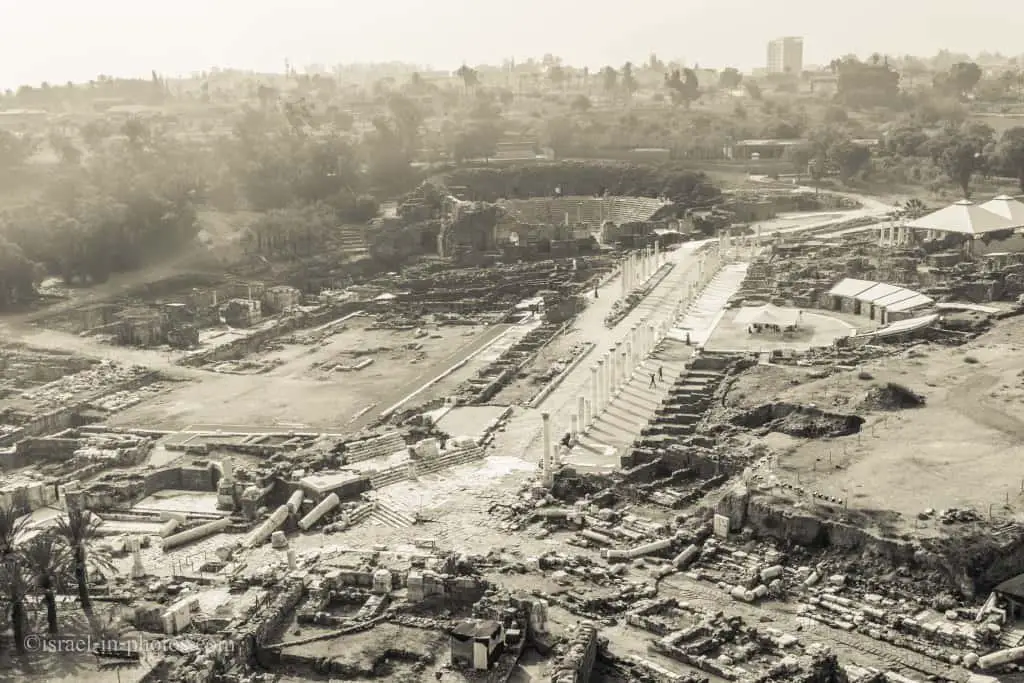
[978,195,1024,228]
[825,278,876,315]
[450,619,505,670]
[734,304,802,333]
[993,574,1024,621]
[825,278,934,323]
[907,200,1018,255]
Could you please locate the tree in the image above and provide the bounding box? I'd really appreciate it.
[718,67,743,90]
[547,65,566,90]
[884,124,928,156]
[997,127,1024,192]
[20,533,69,635]
[744,82,763,100]
[936,62,982,99]
[48,129,82,165]
[570,95,591,113]
[455,64,479,92]
[829,140,872,180]
[621,62,638,98]
[835,57,901,108]
[935,138,984,197]
[0,557,31,653]
[53,508,112,616]
[543,117,575,159]
[451,123,501,162]
[601,66,618,95]
[0,237,41,308]
[0,130,36,174]
[665,69,699,109]
[0,503,29,556]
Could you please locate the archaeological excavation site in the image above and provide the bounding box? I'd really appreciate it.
[6,157,1024,683]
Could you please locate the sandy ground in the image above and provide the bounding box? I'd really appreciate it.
[720,313,1024,536]
[105,319,509,431]
[705,308,857,353]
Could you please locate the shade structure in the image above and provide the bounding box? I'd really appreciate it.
[734,304,801,328]
[906,199,1017,236]
[978,195,1024,229]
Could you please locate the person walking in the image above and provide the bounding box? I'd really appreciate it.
[649,372,657,388]
[658,366,664,381]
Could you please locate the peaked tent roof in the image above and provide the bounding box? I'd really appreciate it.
[978,195,1024,228]
[906,199,1017,236]
[734,304,801,328]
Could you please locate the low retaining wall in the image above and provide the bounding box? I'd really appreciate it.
[529,342,596,408]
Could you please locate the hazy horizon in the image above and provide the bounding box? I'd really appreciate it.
[3,0,1024,90]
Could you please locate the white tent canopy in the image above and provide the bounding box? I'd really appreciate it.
[978,195,1024,228]
[734,304,801,328]
[906,199,1017,236]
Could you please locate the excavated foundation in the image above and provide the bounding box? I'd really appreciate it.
[731,402,864,438]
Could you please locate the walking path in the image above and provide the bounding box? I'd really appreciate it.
[568,264,749,468]
[490,240,728,465]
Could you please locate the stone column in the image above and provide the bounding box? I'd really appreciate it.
[590,368,598,422]
[584,399,592,427]
[625,341,633,377]
[596,359,606,411]
[541,412,553,487]
[577,396,586,432]
[570,413,579,439]
[654,240,660,265]
[603,354,612,403]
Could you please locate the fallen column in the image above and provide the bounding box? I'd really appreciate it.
[163,517,231,551]
[298,493,340,531]
[159,518,182,538]
[672,544,701,569]
[626,538,673,559]
[245,504,290,548]
[286,489,304,515]
[581,529,614,545]
[980,647,1024,670]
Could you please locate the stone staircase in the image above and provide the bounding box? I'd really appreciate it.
[345,431,407,465]
[338,225,369,258]
[366,500,417,529]
[624,353,737,466]
[999,624,1024,649]
[367,445,487,490]
[571,340,694,466]
[568,262,747,470]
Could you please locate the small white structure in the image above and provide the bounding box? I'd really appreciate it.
[713,514,730,538]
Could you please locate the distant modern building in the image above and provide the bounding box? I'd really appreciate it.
[767,37,804,75]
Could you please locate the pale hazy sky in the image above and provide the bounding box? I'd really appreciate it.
[2,0,1024,89]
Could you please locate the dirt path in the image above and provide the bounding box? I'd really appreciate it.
[948,372,1024,439]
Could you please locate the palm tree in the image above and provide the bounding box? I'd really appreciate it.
[53,509,111,616]
[455,65,479,93]
[20,533,70,634]
[0,557,32,654]
[0,503,30,556]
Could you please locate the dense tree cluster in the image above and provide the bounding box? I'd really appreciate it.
[1,505,111,653]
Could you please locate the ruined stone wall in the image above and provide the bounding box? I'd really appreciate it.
[549,621,598,683]
[715,486,918,562]
[244,580,305,665]
[180,304,359,367]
